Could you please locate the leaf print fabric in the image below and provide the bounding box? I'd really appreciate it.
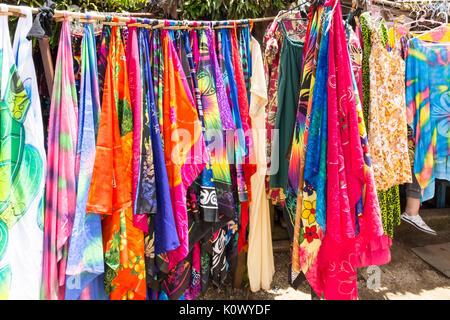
[0,5,46,300]
[4,7,46,300]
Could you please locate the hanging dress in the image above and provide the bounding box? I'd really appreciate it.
[406,37,450,202]
[360,12,401,239]
[65,21,105,300]
[281,13,310,244]
[263,14,307,204]
[0,5,46,299]
[269,19,304,201]
[247,36,275,292]
[368,31,412,191]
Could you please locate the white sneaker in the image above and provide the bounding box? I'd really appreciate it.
[401,212,437,235]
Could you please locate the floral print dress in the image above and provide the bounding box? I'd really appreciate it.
[368,31,412,191]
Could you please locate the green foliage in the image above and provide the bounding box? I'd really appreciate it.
[11,0,151,12]
[180,0,290,20]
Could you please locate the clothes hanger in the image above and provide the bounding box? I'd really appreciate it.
[279,0,310,22]
[277,0,310,20]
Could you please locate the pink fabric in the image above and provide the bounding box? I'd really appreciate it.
[126,19,148,232]
[318,0,385,300]
[162,27,208,270]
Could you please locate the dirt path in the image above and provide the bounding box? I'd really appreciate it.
[201,210,450,300]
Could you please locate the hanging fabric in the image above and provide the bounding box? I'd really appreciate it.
[247,35,274,292]
[406,37,450,202]
[360,12,401,239]
[86,17,146,300]
[65,20,105,300]
[288,6,324,290]
[197,27,235,223]
[138,23,178,294]
[127,19,153,233]
[161,24,208,271]
[0,5,46,300]
[41,16,78,300]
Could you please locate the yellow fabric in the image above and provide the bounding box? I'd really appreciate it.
[247,36,275,292]
[414,24,450,42]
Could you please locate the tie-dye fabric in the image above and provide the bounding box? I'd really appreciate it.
[181,30,218,223]
[41,18,78,300]
[290,6,327,293]
[218,29,248,203]
[230,27,257,252]
[162,28,208,270]
[288,8,323,287]
[406,37,450,202]
[0,6,45,300]
[65,22,104,300]
[197,29,235,222]
[208,31,235,133]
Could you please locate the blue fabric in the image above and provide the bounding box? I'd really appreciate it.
[303,18,330,231]
[221,29,247,157]
[65,22,105,300]
[139,28,179,254]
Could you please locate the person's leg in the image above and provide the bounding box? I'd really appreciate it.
[401,173,437,235]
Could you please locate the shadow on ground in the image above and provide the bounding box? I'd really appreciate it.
[201,209,450,300]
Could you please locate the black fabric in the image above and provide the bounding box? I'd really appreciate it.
[26,0,56,40]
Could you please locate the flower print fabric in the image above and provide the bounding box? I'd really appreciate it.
[360,12,401,239]
[368,31,412,191]
[86,20,146,300]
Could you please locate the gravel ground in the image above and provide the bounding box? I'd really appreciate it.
[200,209,450,300]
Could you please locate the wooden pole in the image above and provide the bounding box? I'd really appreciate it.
[38,38,54,97]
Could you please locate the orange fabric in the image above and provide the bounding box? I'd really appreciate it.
[87,19,146,300]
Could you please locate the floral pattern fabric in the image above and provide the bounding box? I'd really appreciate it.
[368,31,412,191]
